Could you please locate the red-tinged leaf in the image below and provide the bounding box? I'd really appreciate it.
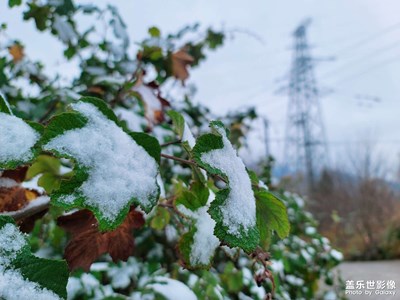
[57,207,145,272]
[1,166,28,182]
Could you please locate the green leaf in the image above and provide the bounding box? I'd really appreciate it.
[42,97,160,231]
[176,182,219,269]
[256,190,290,246]
[175,182,209,211]
[150,206,170,230]
[8,0,22,7]
[220,262,243,293]
[27,155,61,179]
[23,4,51,31]
[54,0,75,15]
[193,121,260,252]
[167,110,185,138]
[0,216,68,298]
[38,173,61,193]
[0,93,12,114]
[148,26,161,38]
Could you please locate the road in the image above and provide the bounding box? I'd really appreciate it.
[338,260,400,299]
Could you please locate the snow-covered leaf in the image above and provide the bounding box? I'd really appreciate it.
[145,277,197,300]
[0,95,42,169]
[0,216,68,299]
[177,184,219,269]
[193,121,259,252]
[42,97,160,230]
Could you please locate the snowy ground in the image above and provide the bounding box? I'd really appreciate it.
[338,260,400,300]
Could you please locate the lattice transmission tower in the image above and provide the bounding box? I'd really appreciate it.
[284,19,329,190]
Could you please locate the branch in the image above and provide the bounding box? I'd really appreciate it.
[161,139,181,147]
[161,153,196,166]
[160,153,227,183]
[38,100,59,124]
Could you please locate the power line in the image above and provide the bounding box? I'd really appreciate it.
[332,53,400,86]
[320,39,400,80]
[332,20,400,56]
[267,138,400,145]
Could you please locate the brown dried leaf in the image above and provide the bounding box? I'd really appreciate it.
[9,44,24,62]
[87,85,106,95]
[133,77,170,126]
[1,167,28,183]
[57,207,145,272]
[0,186,27,212]
[172,49,194,82]
[0,168,48,232]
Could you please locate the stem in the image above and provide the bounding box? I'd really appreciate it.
[39,100,58,124]
[161,140,181,147]
[160,153,227,183]
[160,153,196,166]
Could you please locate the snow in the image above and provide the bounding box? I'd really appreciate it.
[53,15,77,43]
[133,84,162,123]
[330,249,343,261]
[181,120,207,179]
[0,223,60,299]
[44,101,159,222]
[182,122,196,147]
[178,205,219,266]
[0,223,26,265]
[177,189,219,266]
[66,277,81,300]
[324,290,337,300]
[0,267,60,300]
[285,275,304,286]
[0,112,39,164]
[221,245,238,259]
[156,174,166,199]
[305,226,316,235]
[301,249,312,262]
[200,126,256,236]
[148,277,197,300]
[114,107,145,132]
[110,16,129,46]
[270,259,284,274]
[107,258,140,289]
[85,67,107,76]
[0,178,18,188]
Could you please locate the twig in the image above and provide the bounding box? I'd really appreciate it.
[161,140,181,147]
[160,153,227,183]
[38,100,58,124]
[160,153,196,166]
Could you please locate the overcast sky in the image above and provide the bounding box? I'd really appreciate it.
[2,0,400,175]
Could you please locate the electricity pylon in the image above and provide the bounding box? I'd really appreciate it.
[284,19,329,190]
